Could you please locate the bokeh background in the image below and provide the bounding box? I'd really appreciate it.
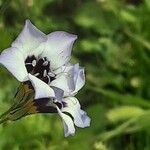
[0,0,150,150]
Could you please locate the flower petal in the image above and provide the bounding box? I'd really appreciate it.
[56,106,75,137]
[80,110,91,127]
[28,74,55,99]
[41,31,77,70]
[52,86,64,101]
[62,97,91,128]
[73,68,85,94]
[54,63,85,96]
[73,63,80,84]
[12,19,46,58]
[50,65,76,95]
[0,47,28,81]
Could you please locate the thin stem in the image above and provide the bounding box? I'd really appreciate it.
[87,86,150,108]
[0,117,8,125]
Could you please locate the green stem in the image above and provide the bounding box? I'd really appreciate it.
[97,110,150,142]
[0,116,8,124]
[98,117,137,142]
[88,86,150,108]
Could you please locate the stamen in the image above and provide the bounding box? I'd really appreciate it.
[43,61,49,66]
[25,55,53,84]
[43,70,47,77]
[25,63,32,65]
[34,73,40,77]
[47,75,51,84]
[42,57,46,61]
[48,72,55,77]
[32,60,37,67]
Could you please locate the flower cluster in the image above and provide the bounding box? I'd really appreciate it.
[0,20,90,137]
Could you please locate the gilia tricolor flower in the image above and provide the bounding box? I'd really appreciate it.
[0,20,90,137]
[29,63,91,137]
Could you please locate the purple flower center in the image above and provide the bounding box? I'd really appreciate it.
[25,55,56,84]
[33,98,67,113]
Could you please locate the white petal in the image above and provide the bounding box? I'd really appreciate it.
[56,106,75,137]
[55,63,79,83]
[79,110,91,127]
[12,19,46,58]
[0,47,28,81]
[73,68,85,94]
[73,106,90,127]
[52,87,64,101]
[41,31,77,70]
[28,74,55,99]
[62,97,91,128]
[73,63,80,84]
[53,63,84,96]
[50,65,76,95]
[66,64,85,92]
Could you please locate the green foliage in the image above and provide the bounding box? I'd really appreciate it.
[0,0,150,149]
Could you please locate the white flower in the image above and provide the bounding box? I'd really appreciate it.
[56,64,91,137]
[0,19,77,95]
[29,63,91,137]
[0,20,90,137]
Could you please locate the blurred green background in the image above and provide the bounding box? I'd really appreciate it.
[0,0,150,150]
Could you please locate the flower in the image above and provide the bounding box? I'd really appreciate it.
[0,20,91,137]
[29,63,91,137]
[0,20,77,93]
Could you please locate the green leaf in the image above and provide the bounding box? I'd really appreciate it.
[107,106,145,123]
